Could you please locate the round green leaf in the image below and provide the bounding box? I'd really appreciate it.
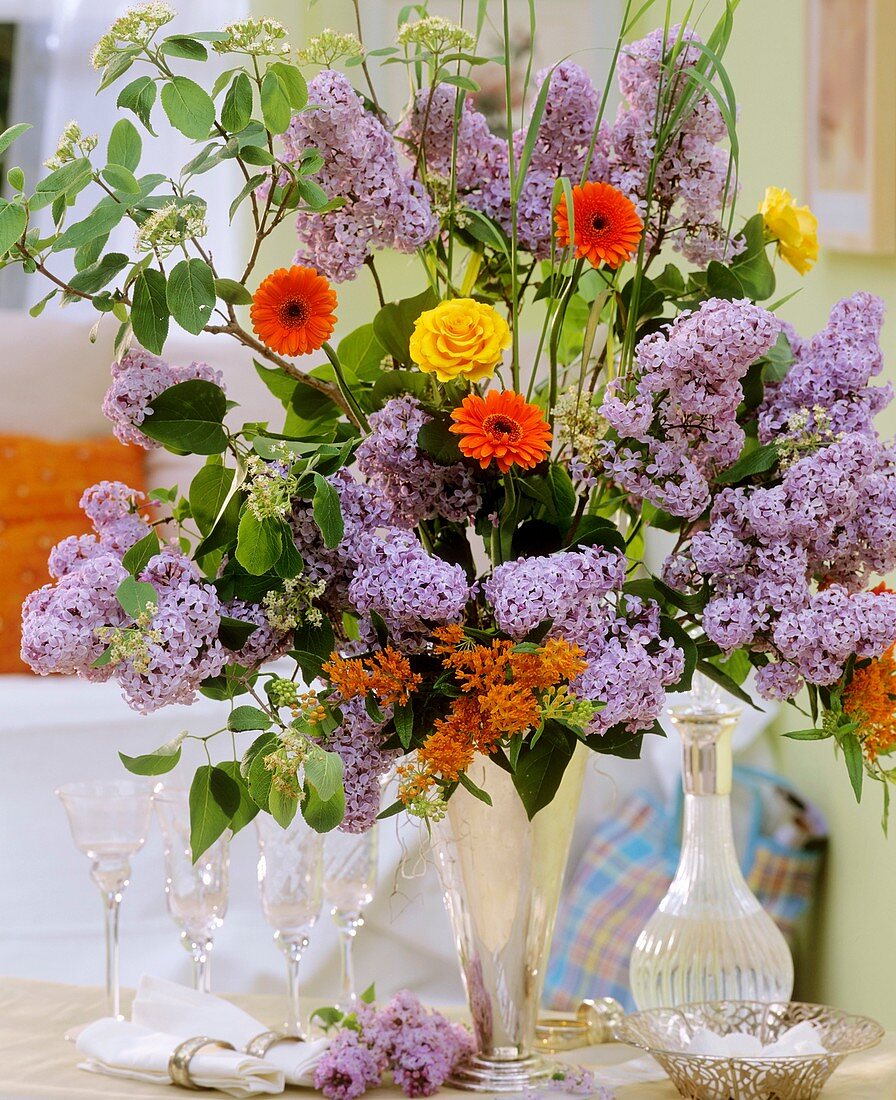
[167,258,216,335]
[161,76,216,140]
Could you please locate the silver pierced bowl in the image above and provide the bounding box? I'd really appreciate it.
[614,1001,884,1100]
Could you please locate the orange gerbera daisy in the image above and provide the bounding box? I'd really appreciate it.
[250,265,337,356]
[554,181,643,269]
[450,389,551,473]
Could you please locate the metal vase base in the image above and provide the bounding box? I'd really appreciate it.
[446,1051,555,1092]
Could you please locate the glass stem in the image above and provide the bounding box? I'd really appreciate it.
[102,890,122,1019]
[278,935,309,1037]
[189,941,212,993]
[334,910,362,1007]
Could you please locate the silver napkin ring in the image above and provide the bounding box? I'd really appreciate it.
[169,1035,236,1090]
[246,1029,305,1058]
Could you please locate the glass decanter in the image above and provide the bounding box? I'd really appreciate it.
[629,675,794,1009]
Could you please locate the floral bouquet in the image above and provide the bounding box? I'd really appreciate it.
[11,0,896,859]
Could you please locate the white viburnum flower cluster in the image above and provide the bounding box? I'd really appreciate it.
[44,121,98,171]
[397,15,475,57]
[214,18,291,58]
[91,2,175,69]
[296,29,363,68]
[135,201,208,257]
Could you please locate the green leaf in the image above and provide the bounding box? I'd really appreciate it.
[394,699,414,750]
[101,164,140,193]
[228,704,273,732]
[122,531,160,576]
[441,73,479,92]
[51,201,127,252]
[706,260,745,300]
[119,743,181,775]
[228,172,267,222]
[274,523,304,578]
[304,744,344,802]
[32,157,92,209]
[783,727,832,741]
[261,69,292,134]
[216,760,260,833]
[301,782,345,832]
[116,576,158,619]
[214,277,253,305]
[338,324,387,381]
[312,473,344,548]
[68,252,129,297]
[269,62,308,109]
[843,732,865,802]
[373,288,438,366]
[7,166,24,192]
[160,35,209,61]
[293,618,336,661]
[140,378,228,454]
[190,463,235,535]
[548,464,576,519]
[118,75,157,133]
[189,764,241,860]
[0,200,26,257]
[131,268,169,354]
[360,982,376,1005]
[417,416,462,465]
[716,442,778,485]
[270,784,300,828]
[161,76,216,140]
[107,118,142,171]
[696,660,762,710]
[458,770,493,805]
[661,615,697,692]
[219,615,260,650]
[222,72,253,133]
[167,258,216,335]
[0,122,30,158]
[236,510,283,575]
[511,721,576,820]
[241,731,279,778]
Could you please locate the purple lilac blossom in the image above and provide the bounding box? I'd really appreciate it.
[598,25,742,264]
[759,293,891,441]
[223,597,290,667]
[348,529,471,650]
[601,298,780,519]
[485,546,684,734]
[21,553,129,680]
[277,70,436,282]
[114,547,227,713]
[102,350,224,449]
[48,481,150,579]
[323,695,399,834]
[355,396,481,525]
[313,1029,384,1100]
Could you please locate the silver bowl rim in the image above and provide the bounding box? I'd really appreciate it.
[614,1000,885,1063]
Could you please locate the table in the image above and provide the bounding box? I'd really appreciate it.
[2,978,895,1099]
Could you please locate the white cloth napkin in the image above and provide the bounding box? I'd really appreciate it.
[687,1021,828,1058]
[75,1017,285,1097]
[131,975,330,1086]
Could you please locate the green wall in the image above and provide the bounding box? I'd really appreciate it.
[258,0,896,1023]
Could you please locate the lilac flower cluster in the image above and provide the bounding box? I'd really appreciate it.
[596,25,742,264]
[485,545,684,734]
[398,62,603,259]
[684,434,896,699]
[22,484,227,710]
[224,597,290,667]
[324,695,399,833]
[279,70,436,281]
[356,396,481,526]
[114,547,227,713]
[102,349,224,449]
[601,298,781,519]
[48,480,150,578]
[313,991,474,1100]
[759,293,891,441]
[348,529,471,650]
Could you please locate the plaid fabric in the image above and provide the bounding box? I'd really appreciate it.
[544,773,826,1013]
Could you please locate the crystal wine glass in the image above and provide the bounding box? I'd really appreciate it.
[154,786,229,993]
[56,780,153,1019]
[324,826,377,1009]
[255,813,324,1036]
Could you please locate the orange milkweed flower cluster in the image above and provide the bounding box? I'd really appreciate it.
[322,646,421,707]
[402,627,587,803]
[843,643,896,763]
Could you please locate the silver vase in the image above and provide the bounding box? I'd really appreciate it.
[629,675,794,1009]
[433,747,587,1092]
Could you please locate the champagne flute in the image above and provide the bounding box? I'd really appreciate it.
[56,780,153,1019]
[255,813,323,1036]
[324,827,377,1010]
[154,786,229,992]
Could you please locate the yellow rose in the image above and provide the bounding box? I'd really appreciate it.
[409,298,511,383]
[759,186,819,276]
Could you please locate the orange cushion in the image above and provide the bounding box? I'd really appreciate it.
[0,436,145,674]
